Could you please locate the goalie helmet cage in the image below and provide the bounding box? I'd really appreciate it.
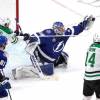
[0,0,19,31]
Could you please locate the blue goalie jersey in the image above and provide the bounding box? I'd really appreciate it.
[30,20,87,63]
[38,34,69,62]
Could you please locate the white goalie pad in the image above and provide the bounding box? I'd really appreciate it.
[11,65,58,80]
[12,65,40,79]
[25,42,39,55]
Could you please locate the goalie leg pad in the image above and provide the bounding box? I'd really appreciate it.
[12,66,40,79]
[40,63,54,75]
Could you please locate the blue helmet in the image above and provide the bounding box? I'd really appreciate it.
[52,22,65,35]
[0,35,8,45]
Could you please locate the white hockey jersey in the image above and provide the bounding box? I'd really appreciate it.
[85,42,100,80]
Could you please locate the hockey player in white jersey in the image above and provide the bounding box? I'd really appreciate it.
[12,15,95,79]
[0,18,18,44]
[83,33,100,100]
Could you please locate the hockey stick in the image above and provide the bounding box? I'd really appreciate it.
[27,49,44,79]
[1,70,12,100]
[30,55,59,80]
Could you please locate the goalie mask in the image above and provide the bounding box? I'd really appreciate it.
[93,33,100,43]
[52,22,65,35]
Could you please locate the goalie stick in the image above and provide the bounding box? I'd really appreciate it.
[27,52,59,80]
[25,40,60,80]
[30,54,44,79]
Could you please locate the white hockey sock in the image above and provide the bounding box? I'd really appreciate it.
[83,96,92,100]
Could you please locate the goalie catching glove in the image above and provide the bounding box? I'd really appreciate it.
[83,15,95,30]
[23,33,30,41]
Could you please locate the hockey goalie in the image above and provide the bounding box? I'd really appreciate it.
[12,15,95,79]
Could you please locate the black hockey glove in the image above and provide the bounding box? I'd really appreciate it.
[0,74,9,82]
[14,30,20,36]
[23,33,30,41]
[14,30,23,36]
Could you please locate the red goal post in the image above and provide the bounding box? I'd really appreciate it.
[16,0,19,32]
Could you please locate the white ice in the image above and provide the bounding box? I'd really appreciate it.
[1,0,100,100]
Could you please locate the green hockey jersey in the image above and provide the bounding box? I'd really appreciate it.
[0,24,18,44]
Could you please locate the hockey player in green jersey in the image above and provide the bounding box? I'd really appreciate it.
[83,33,100,100]
[0,18,18,44]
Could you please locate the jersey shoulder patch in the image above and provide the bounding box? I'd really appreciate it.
[42,29,55,35]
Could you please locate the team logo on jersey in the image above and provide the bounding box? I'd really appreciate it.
[53,41,64,52]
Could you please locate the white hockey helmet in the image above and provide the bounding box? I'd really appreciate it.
[1,18,11,27]
[93,33,100,43]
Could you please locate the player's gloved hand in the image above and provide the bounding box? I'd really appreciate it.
[23,33,30,41]
[84,15,95,30]
[0,76,9,82]
[0,79,11,90]
[14,30,20,36]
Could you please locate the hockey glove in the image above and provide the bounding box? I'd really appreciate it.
[0,74,9,82]
[14,30,19,36]
[0,79,11,90]
[84,15,95,30]
[23,33,30,41]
